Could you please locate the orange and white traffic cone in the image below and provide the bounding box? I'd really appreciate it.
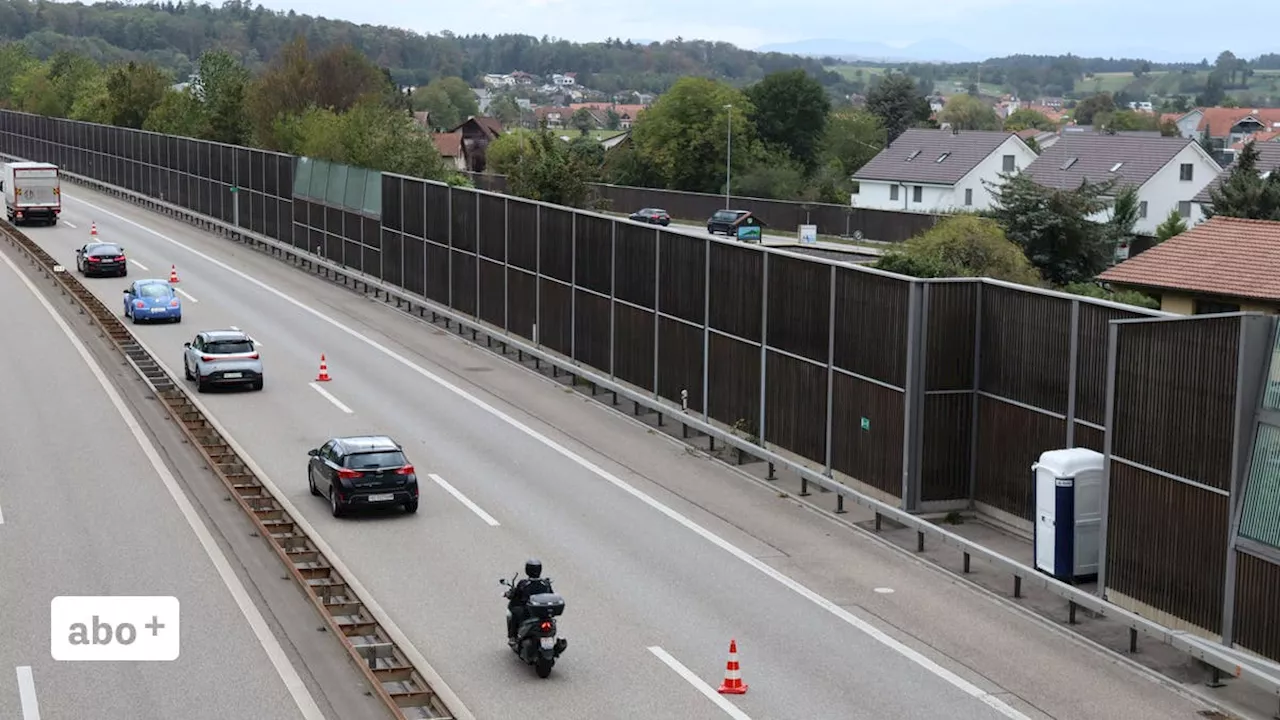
[717,639,748,694]
[315,354,331,382]
[168,264,180,283]
[90,222,98,237]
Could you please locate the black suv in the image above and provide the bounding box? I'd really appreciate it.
[307,436,420,517]
[706,209,751,236]
[628,208,671,226]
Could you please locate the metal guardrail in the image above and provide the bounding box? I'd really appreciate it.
[26,159,1280,703]
[0,217,460,719]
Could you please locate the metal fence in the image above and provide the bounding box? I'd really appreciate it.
[3,108,1278,665]
[464,173,942,242]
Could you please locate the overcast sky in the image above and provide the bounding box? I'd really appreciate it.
[241,0,1265,63]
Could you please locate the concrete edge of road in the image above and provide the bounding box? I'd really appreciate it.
[34,167,1280,716]
[0,232,399,720]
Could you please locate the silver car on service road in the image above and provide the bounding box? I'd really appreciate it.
[182,329,264,392]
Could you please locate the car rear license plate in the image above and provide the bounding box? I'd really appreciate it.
[368,493,394,502]
[149,307,164,313]
[540,636,555,649]
[223,372,242,378]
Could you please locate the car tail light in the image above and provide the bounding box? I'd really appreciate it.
[115,256,125,261]
[134,300,145,308]
[396,465,415,475]
[540,621,552,631]
[88,256,100,262]
[201,355,214,362]
[336,468,363,479]
[246,353,259,360]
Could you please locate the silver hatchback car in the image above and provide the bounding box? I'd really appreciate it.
[182,329,264,392]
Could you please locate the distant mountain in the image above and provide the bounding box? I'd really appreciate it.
[756,38,982,64]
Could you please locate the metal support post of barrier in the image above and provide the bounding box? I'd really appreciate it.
[1129,628,1138,653]
[874,512,882,531]
[835,494,846,514]
[916,531,924,552]
[767,462,776,481]
[963,552,971,573]
[1014,575,1023,598]
[799,477,810,497]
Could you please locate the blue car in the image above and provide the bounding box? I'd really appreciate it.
[123,279,182,324]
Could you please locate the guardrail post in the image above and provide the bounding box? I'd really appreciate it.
[1128,627,1138,653]
[963,552,970,573]
[1014,575,1023,598]
[916,530,924,552]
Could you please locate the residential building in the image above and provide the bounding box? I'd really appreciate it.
[850,129,1037,213]
[1015,128,1058,150]
[432,132,467,172]
[511,71,536,85]
[1023,134,1220,234]
[483,74,516,88]
[568,103,647,129]
[1172,107,1280,146]
[1099,216,1280,315]
[552,73,577,86]
[447,116,504,173]
[1192,142,1280,214]
[534,106,573,128]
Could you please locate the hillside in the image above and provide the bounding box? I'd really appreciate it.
[0,0,855,94]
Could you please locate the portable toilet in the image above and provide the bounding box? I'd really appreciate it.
[1032,448,1104,583]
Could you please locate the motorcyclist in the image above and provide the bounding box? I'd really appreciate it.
[507,558,553,645]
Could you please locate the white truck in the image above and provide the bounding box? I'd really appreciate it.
[2,161,61,226]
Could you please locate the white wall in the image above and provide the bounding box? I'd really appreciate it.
[1176,110,1203,139]
[1091,143,1220,234]
[852,136,1037,213]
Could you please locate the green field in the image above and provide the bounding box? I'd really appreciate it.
[828,64,1280,102]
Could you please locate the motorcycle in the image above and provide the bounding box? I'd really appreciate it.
[500,573,568,678]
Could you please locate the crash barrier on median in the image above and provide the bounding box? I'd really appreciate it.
[0,217,467,720]
[20,158,1280,705]
[2,109,1279,672]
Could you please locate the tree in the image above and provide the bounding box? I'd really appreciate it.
[874,215,1043,285]
[605,107,621,130]
[104,61,170,128]
[275,99,452,182]
[938,94,1002,131]
[629,76,754,193]
[1108,185,1141,254]
[413,77,479,130]
[1003,108,1055,132]
[245,36,318,148]
[1154,209,1188,242]
[486,129,539,174]
[1094,109,1159,132]
[507,120,592,207]
[490,94,522,127]
[143,88,205,137]
[192,49,251,145]
[1072,92,1115,125]
[311,43,393,112]
[0,43,37,107]
[1205,141,1280,220]
[745,68,831,172]
[68,73,112,124]
[864,72,930,143]
[986,172,1117,285]
[819,109,886,182]
[570,107,594,135]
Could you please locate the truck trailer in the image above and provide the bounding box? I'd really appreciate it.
[2,161,61,226]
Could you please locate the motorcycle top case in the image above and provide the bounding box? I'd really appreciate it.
[527,593,565,619]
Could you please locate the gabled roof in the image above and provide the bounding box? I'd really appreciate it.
[449,116,503,138]
[432,131,463,158]
[851,129,1022,185]
[1192,143,1280,203]
[1099,216,1280,302]
[1024,134,1202,191]
[1196,107,1280,137]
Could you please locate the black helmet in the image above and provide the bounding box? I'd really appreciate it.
[524,559,543,579]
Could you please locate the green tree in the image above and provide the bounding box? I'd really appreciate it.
[570,107,594,135]
[1205,141,1280,220]
[1003,108,1055,132]
[937,94,1002,131]
[490,94,522,127]
[1060,282,1159,309]
[865,72,930,143]
[0,43,37,107]
[413,76,479,130]
[13,65,66,117]
[244,35,318,148]
[508,120,592,207]
[605,107,621,130]
[986,172,1117,285]
[104,61,170,128]
[732,147,809,200]
[67,73,112,124]
[143,88,205,137]
[1094,109,1159,133]
[1154,208,1188,242]
[874,215,1043,285]
[629,76,753,193]
[1108,185,1141,242]
[193,49,252,145]
[1072,92,1115,125]
[744,68,831,172]
[485,129,539,174]
[820,109,887,177]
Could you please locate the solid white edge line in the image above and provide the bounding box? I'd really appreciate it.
[426,473,500,527]
[308,382,353,414]
[0,492,5,525]
[67,192,1024,719]
[0,248,326,720]
[129,258,149,271]
[15,666,39,720]
[647,647,751,720]
[175,287,198,303]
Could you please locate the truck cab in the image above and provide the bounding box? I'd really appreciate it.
[2,161,61,226]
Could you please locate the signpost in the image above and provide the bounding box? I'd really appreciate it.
[799,224,818,244]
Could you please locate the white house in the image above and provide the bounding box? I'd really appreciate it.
[850,129,1038,213]
[1023,134,1221,235]
[552,73,577,86]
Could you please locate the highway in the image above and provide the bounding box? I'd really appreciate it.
[0,234,330,719]
[20,185,1225,720]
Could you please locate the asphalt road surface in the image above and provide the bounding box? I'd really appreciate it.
[18,186,1226,720]
[0,235,327,720]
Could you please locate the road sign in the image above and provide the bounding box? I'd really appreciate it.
[860,417,870,431]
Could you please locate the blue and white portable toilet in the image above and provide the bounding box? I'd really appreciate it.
[1032,448,1104,583]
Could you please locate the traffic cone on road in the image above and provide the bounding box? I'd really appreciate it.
[90,222,98,237]
[717,640,748,695]
[168,264,180,283]
[315,354,331,382]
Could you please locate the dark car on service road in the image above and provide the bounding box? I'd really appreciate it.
[76,242,128,277]
[308,436,420,517]
[628,208,671,226]
[706,209,751,236]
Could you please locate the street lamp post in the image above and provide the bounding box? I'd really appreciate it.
[724,103,733,209]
